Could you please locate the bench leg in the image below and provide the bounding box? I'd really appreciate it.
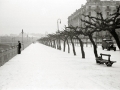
[96,61,103,64]
[105,62,112,67]
[100,62,104,64]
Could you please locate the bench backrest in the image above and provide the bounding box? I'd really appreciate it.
[100,53,111,61]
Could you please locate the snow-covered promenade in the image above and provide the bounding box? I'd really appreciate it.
[0,42,120,90]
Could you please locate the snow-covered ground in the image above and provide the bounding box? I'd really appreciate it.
[0,42,120,90]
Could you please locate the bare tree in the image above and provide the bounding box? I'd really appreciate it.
[59,31,69,52]
[64,29,76,56]
[82,5,120,49]
[67,26,85,58]
[80,25,98,58]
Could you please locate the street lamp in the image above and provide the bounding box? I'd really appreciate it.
[57,19,61,32]
[57,19,61,50]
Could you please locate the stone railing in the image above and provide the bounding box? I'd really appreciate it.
[0,42,32,67]
[0,46,17,66]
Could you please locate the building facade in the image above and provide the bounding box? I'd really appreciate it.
[68,0,120,39]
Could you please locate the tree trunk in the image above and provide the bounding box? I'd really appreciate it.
[59,39,61,50]
[110,30,120,50]
[49,41,52,47]
[53,40,56,48]
[76,36,85,58]
[70,37,76,56]
[89,35,98,58]
[63,40,66,52]
[57,39,59,49]
[50,40,53,48]
[66,39,70,53]
[47,41,49,46]
[51,41,53,47]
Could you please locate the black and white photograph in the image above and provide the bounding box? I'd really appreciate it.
[0,0,120,90]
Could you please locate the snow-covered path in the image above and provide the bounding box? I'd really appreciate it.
[0,42,120,90]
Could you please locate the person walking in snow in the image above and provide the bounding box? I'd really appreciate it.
[18,41,21,54]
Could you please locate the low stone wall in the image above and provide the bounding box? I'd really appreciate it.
[0,42,32,67]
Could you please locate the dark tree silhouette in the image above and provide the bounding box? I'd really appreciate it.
[81,5,120,49]
[59,31,69,52]
[53,33,62,50]
[66,26,85,58]
[48,34,57,48]
[64,29,76,56]
[80,25,98,58]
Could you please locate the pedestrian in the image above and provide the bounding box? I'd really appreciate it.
[18,41,21,54]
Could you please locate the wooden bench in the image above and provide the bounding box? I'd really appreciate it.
[96,53,116,67]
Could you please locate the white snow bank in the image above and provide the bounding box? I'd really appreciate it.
[0,42,120,90]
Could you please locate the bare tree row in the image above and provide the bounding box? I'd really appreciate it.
[38,6,120,59]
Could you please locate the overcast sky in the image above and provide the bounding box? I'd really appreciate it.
[0,0,86,35]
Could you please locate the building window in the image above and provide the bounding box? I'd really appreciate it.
[97,6,99,9]
[107,6,109,9]
[107,12,109,16]
[89,6,91,10]
[106,6,110,12]
[89,12,91,16]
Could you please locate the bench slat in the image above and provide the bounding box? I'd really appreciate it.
[100,53,111,56]
[111,61,116,63]
[98,60,108,63]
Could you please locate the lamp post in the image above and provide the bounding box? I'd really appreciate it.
[57,19,61,50]
[57,19,61,32]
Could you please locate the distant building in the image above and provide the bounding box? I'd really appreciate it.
[68,0,120,39]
